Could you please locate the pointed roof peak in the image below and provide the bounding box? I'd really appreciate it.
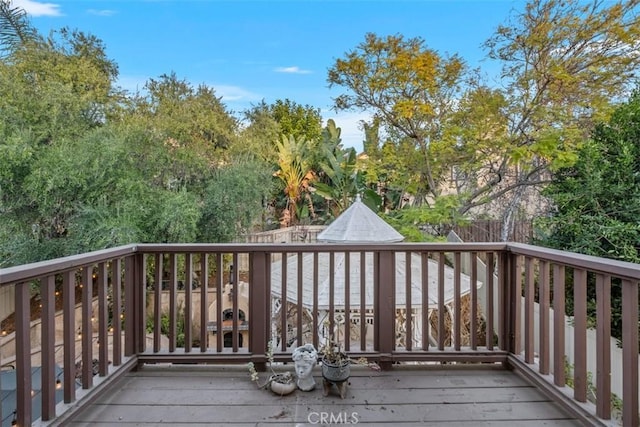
[317,196,404,243]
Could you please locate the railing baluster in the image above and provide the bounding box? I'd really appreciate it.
[81,266,93,389]
[470,252,478,350]
[553,264,566,387]
[124,256,136,357]
[135,253,146,354]
[359,252,366,351]
[215,253,223,351]
[112,259,122,366]
[168,254,177,353]
[15,281,32,426]
[41,275,56,420]
[453,252,461,351]
[153,254,162,353]
[485,252,494,350]
[524,256,534,364]
[498,251,509,350]
[232,252,239,352]
[573,268,588,402]
[621,279,639,426]
[313,252,319,350]
[280,252,288,352]
[595,273,611,419]
[63,270,75,403]
[513,255,523,355]
[437,252,445,350]
[421,251,429,351]
[405,251,412,351]
[184,253,193,353]
[297,251,303,348]
[344,251,351,352]
[98,262,109,376]
[328,252,335,344]
[538,260,550,375]
[200,253,208,352]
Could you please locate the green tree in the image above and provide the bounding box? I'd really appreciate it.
[0,0,37,58]
[237,99,323,165]
[480,0,640,238]
[273,134,316,227]
[311,119,380,219]
[199,158,274,242]
[535,89,640,342]
[328,33,468,205]
[536,89,640,263]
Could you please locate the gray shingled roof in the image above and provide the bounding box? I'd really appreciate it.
[316,195,404,243]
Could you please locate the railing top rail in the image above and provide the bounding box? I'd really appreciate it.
[506,242,640,280]
[135,242,508,253]
[0,244,137,285]
[5,241,640,286]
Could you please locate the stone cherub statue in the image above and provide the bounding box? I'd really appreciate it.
[292,344,318,391]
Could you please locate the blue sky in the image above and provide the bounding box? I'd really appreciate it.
[16,0,521,150]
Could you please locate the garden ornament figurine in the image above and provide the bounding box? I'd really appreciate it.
[292,344,318,391]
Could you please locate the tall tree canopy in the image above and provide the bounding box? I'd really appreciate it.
[535,88,640,342]
[480,0,640,237]
[329,1,640,238]
[328,32,468,203]
[536,89,640,263]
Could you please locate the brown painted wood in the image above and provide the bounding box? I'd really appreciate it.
[573,268,587,403]
[595,273,611,419]
[621,279,639,427]
[63,270,76,404]
[553,264,566,387]
[538,260,550,375]
[40,275,56,420]
[81,266,93,389]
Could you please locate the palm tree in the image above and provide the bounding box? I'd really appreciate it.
[274,134,315,227]
[0,0,38,59]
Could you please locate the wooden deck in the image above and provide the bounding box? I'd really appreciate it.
[55,364,584,426]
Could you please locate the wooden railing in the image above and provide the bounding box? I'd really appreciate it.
[0,243,637,426]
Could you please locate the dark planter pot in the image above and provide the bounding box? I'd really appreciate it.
[321,357,350,383]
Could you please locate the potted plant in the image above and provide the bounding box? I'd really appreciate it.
[247,341,297,396]
[318,340,351,398]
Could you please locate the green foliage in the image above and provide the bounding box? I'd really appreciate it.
[146,303,187,348]
[311,119,381,219]
[536,89,640,263]
[0,0,38,58]
[328,33,468,205]
[199,158,274,242]
[536,89,640,345]
[382,195,469,241]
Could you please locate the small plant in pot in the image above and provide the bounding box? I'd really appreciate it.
[247,341,296,396]
[318,340,351,398]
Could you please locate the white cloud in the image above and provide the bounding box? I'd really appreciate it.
[215,84,261,103]
[87,9,117,17]
[12,0,62,17]
[274,66,312,75]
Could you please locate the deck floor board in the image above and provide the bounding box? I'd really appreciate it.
[59,364,584,426]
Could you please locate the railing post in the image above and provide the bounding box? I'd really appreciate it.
[249,251,270,371]
[621,279,639,426]
[15,281,32,427]
[124,256,136,357]
[376,250,395,370]
[499,250,516,354]
[136,253,147,354]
